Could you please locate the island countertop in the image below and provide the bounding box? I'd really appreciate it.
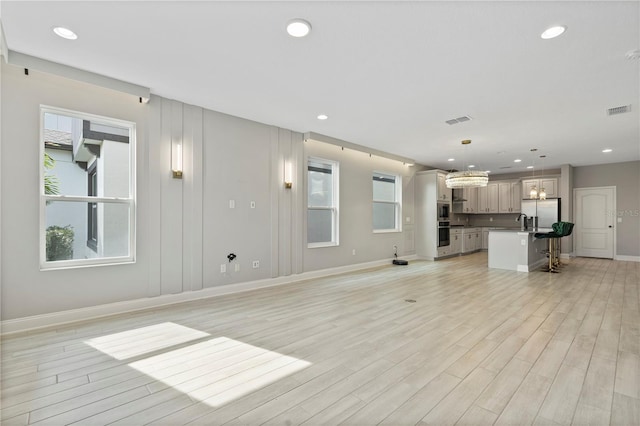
[489,228,553,234]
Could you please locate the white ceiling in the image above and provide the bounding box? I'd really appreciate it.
[2,1,639,174]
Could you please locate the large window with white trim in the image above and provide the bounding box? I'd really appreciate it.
[307,158,339,247]
[373,172,401,232]
[41,106,136,269]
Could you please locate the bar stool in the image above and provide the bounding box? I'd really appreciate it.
[535,222,574,273]
[554,222,574,270]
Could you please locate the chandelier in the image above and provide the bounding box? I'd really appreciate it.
[445,140,488,188]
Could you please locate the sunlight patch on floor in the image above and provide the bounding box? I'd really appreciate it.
[84,322,210,360]
[85,323,311,408]
[127,337,311,407]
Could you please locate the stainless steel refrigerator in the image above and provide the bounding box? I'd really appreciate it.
[521,198,561,229]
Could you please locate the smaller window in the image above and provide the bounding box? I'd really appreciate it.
[373,172,401,232]
[307,158,339,247]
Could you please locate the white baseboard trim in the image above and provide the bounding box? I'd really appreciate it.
[1,255,418,336]
[614,255,640,262]
[517,257,549,273]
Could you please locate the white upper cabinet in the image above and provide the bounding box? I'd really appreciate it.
[522,177,559,199]
[498,180,521,213]
[437,172,452,202]
[477,183,499,213]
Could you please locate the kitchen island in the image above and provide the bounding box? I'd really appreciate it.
[488,229,549,272]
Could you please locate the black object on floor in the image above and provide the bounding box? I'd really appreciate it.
[393,259,409,265]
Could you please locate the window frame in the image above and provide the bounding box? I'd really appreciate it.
[372,171,402,233]
[40,105,137,270]
[307,157,339,248]
[87,161,98,252]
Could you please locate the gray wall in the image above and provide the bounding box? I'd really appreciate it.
[573,161,640,257]
[0,62,417,321]
[1,63,150,319]
[302,140,418,272]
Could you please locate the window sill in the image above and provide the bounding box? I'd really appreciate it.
[40,257,135,271]
[373,229,401,234]
[307,242,339,249]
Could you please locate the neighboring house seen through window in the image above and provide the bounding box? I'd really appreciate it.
[307,158,339,247]
[41,107,136,269]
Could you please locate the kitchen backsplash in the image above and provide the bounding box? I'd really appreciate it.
[451,213,524,228]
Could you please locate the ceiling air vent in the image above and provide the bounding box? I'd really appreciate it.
[607,105,631,116]
[445,115,473,125]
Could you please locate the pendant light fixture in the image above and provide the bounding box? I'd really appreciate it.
[445,140,489,188]
[529,149,538,199]
[538,155,547,200]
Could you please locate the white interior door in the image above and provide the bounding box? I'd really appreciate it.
[574,187,615,259]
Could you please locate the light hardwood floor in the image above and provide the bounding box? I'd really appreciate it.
[1,253,639,425]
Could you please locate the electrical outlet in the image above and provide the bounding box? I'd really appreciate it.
[220,264,226,273]
[252,260,259,269]
[489,217,493,222]
[235,263,240,272]
[352,249,356,255]
[250,201,256,209]
[405,216,410,223]
[229,200,235,209]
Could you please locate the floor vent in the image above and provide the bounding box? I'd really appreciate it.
[405,299,417,303]
[607,105,631,116]
[446,115,473,125]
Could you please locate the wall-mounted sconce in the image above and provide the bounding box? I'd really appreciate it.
[284,161,293,189]
[172,141,183,179]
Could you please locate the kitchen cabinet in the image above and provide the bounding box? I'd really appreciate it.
[436,172,452,202]
[462,187,477,213]
[498,180,521,213]
[437,246,452,257]
[522,177,559,199]
[416,170,453,260]
[451,229,462,254]
[510,181,521,213]
[462,228,479,253]
[453,187,477,213]
[477,183,499,213]
[482,228,490,249]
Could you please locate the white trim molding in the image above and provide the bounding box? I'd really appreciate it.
[1,255,417,336]
[614,255,640,262]
[7,51,150,101]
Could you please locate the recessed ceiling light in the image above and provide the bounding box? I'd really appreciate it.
[514,159,522,163]
[317,114,328,120]
[602,148,613,153]
[527,165,534,169]
[286,19,311,37]
[541,25,566,40]
[53,26,78,40]
[447,158,455,162]
[486,170,491,174]
[469,165,475,168]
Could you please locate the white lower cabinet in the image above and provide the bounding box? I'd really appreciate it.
[451,229,462,255]
[482,228,490,250]
[437,246,451,257]
[462,228,480,253]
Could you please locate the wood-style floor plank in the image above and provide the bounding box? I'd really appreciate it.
[1,254,638,425]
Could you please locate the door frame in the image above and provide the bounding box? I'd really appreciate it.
[573,186,616,259]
